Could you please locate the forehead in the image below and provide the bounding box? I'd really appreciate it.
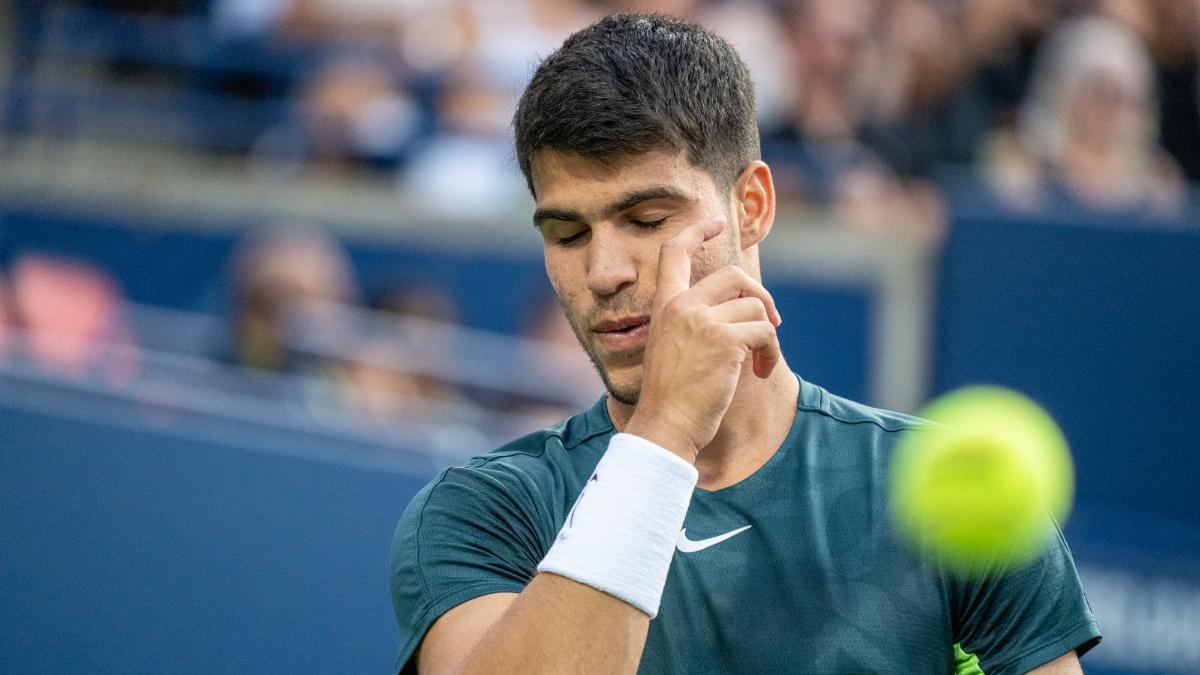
[530,149,718,213]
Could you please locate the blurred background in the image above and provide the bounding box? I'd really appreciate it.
[0,0,1197,672]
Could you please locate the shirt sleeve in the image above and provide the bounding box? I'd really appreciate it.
[952,522,1102,675]
[389,461,561,673]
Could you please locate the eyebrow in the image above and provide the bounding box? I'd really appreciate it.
[532,186,691,228]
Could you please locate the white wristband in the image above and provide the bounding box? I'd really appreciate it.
[537,432,698,618]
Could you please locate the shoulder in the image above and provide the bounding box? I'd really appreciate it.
[398,398,615,531]
[797,379,928,435]
[787,378,931,469]
[456,397,614,488]
[772,374,931,470]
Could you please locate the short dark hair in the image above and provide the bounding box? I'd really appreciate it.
[513,13,759,196]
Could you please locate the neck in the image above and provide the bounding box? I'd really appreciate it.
[607,358,800,490]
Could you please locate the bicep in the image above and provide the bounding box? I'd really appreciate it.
[416,593,519,675]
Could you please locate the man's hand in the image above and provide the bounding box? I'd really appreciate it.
[625,218,783,463]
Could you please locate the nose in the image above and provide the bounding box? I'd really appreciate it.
[586,226,637,297]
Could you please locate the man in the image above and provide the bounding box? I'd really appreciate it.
[390,13,1100,674]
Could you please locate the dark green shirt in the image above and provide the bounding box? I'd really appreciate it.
[390,378,1100,673]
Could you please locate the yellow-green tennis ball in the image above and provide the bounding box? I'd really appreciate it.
[890,386,1074,577]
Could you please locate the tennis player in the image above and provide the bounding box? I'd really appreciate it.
[390,13,1100,674]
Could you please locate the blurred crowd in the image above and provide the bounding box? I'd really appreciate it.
[11,0,1198,224]
[224,226,598,429]
[4,0,1199,226]
[2,0,1199,437]
[0,226,600,444]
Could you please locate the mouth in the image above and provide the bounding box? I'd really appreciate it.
[591,315,651,351]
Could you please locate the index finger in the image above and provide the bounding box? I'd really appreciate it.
[654,217,726,309]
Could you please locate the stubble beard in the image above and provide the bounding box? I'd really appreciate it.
[556,296,643,406]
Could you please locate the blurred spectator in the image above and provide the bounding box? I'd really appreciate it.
[252,55,425,177]
[762,0,945,243]
[1134,0,1200,181]
[330,282,464,421]
[402,0,590,217]
[980,15,1186,215]
[459,0,591,90]
[0,274,11,359]
[702,3,794,131]
[7,254,137,378]
[959,0,1065,118]
[210,0,476,83]
[228,226,359,371]
[401,66,530,218]
[211,0,415,44]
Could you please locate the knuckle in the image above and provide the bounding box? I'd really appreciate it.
[694,309,717,332]
[699,315,727,339]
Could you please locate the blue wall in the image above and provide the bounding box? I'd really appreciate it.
[935,213,1200,528]
[0,378,434,673]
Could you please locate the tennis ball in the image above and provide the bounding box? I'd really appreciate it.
[889,386,1074,577]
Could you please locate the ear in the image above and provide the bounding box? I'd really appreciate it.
[732,161,776,250]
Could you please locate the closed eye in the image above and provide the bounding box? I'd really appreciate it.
[630,218,665,229]
[556,230,588,245]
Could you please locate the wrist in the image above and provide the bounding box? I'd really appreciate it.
[537,433,698,618]
[625,412,700,464]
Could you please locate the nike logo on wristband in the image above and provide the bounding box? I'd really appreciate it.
[676,525,752,553]
[568,473,599,528]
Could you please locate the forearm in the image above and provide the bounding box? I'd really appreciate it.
[453,573,649,675]
[417,432,694,674]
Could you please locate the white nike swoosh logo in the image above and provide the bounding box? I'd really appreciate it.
[676,525,752,553]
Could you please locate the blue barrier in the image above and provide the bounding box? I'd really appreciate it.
[0,371,436,673]
[935,213,1200,524]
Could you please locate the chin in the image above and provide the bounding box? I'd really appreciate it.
[598,365,642,407]
[607,384,640,407]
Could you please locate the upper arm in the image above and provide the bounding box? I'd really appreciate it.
[415,593,518,675]
[953,523,1101,674]
[390,462,564,672]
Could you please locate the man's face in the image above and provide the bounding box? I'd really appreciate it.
[531,148,740,405]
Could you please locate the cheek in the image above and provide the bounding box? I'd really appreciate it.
[689,237,739,284]
[546,264,575,298]
[543,252,574,293]
[544,263,586,317]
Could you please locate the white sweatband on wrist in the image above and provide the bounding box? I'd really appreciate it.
[537,432,698,618]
